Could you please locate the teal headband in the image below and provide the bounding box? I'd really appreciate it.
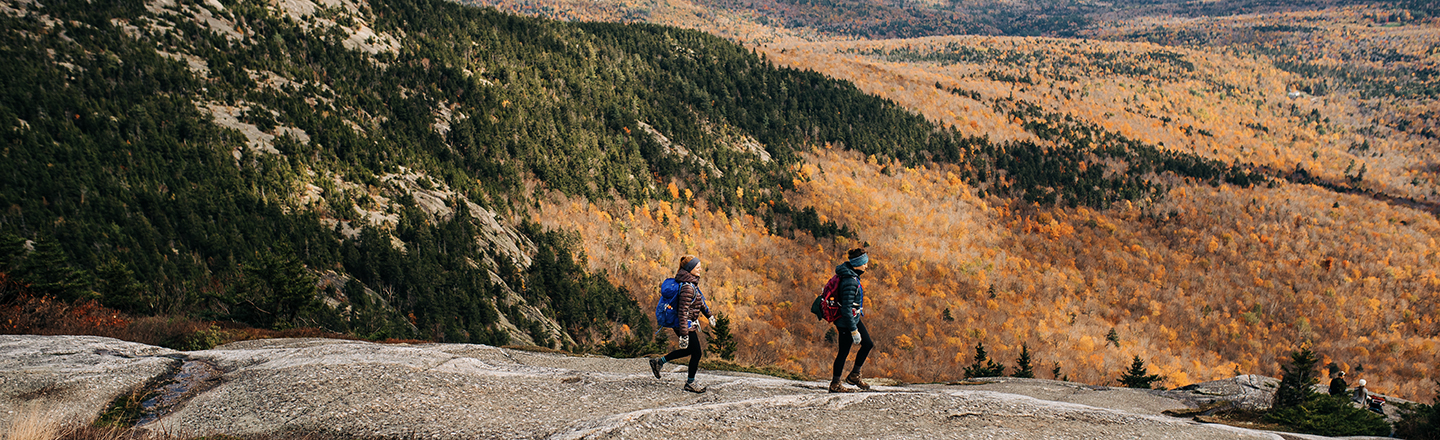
[849,253,868,267]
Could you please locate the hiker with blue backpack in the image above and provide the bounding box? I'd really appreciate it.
[829,247,873,393]
[649,255,714,393]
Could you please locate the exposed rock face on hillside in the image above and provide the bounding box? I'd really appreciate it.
[0,335,1376,439]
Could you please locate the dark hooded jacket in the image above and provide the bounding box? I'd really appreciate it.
[833,262,865,331]
[1329,376,1348,396]
[673,268,711,335]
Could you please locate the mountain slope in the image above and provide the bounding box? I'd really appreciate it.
[464,0,1440,400]
[3,0,1438,403]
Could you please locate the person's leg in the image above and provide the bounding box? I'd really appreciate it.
[846,321,874,390]
[833,325,854,377]
[831,324,854,392]
[661,348,688,362]
[686,332,702,382]
[852,321,874,372]
[683,332,707,393]
[662,328,691,362]
[652,329,690,379]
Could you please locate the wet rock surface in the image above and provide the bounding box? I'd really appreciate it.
[0,336,1389,439]
[0,335,181,429]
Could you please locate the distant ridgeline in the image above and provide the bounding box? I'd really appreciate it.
[0,0,1258,348]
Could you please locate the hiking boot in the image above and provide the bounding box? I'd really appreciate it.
[684,382,707,394]
[828,380,854,393]
[845,373,871,391]
[649,357,663,379]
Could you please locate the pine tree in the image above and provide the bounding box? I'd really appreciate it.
[16,238,92,302]
[95,259,149,314]
[1394,382,1440,439]
[1267,349,1390,438]
[1012,344,1035,378]
[964,342,1006,378]
[1105,328,1120,347]
[235,248,321,330]
[706,313,739,360]
[1273,347,1320,409]
[1118,355,1162,389]
[0,233,26,271]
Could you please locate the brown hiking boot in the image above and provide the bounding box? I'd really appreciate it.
[828,380,853,393]
[845,373,871,391]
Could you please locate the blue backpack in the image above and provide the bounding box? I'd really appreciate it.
[655,278,684,329]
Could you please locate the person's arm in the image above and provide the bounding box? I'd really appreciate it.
[838,275,862,332]
[677,283,696,333]
[699,289,713,321]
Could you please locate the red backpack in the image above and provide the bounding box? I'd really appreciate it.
[809,275,843,322]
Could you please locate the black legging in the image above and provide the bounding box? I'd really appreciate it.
[663,331,703,380]
[833,320,874,378]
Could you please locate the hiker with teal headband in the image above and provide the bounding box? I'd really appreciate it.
[649,254,713,393]
[829,247,874,393]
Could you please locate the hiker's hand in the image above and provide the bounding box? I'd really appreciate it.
[851,330,862,344]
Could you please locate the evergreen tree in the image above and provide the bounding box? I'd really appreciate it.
[1118,355,1162,389]
[95,259,150,314]
[1273,347,1320,409]
[1105,328,1120,347]
[1266,394,1391,436]
[1012,344,1035,378]
[233,248,323,330]
[1395,382,1440,440]
[964,342,1006,378]
[0,234,26,272]
[706,313,739,361]
[15,239,92,302]
[1262,346,1389,437]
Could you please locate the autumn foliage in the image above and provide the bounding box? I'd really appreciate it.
[540,145,1440,400]
[0,274,356,351]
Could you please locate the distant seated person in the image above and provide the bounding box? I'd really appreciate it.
[1328,371,1347,396]
[1353,379,1368,404]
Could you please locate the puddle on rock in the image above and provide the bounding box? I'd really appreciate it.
[135,359,222,425]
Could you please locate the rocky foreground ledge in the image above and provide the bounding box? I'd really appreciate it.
[0,335,1375,439]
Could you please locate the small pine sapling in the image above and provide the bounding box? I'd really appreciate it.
[706,314,739,360]
[1118,355,1162,389]
[1012,344,1035,378]
[964,342,1006,378]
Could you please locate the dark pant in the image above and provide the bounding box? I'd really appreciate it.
[833,320,874,378]
[664,330,703,380]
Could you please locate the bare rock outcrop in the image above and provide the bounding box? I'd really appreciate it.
[0,336,181,430]
[0,336,1363,439]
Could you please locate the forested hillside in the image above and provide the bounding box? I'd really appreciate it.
[461,0,1440,401]
[1,0,1232,353]
[4,0,1438,404]
[0,0,875,349]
